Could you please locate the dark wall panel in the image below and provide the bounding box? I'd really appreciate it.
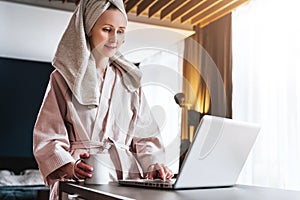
[0,57,53,158]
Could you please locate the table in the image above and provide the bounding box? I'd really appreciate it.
[59,181,300,200]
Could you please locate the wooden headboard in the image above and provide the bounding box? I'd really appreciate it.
[0,57,53,175]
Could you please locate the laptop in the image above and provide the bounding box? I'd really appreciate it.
[119,115,260,189]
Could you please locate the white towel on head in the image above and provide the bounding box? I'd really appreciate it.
[52,0,142,106]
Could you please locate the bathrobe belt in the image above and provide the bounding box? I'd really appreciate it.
[70,139,130,151]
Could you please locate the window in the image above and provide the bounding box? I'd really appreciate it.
[233,0,300,190]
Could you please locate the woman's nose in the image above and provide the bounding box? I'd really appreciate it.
[109,31,118,43]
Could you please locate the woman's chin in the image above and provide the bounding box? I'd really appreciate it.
[102,49,117,57]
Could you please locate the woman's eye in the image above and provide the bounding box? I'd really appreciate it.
[103,28,111,32]
[117,29,125,34]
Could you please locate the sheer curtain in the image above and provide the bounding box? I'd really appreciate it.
[232,0,300,190]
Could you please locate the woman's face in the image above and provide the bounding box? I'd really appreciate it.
[89,8,127,58]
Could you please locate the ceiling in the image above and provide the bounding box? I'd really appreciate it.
[124,0,249,29]
[5,0,249,31]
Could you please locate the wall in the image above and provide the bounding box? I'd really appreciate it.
[0,1,71,61]
[0,1,193,62]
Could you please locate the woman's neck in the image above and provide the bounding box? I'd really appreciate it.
[95,57,109,77]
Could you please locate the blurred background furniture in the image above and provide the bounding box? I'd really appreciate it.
[174,93,201,168]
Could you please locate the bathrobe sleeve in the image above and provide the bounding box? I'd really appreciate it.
[33,70,74,184]
[131,89,166,174]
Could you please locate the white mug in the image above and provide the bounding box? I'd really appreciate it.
[83,153,111,184]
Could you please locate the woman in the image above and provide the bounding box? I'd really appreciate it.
[33,0,173,199]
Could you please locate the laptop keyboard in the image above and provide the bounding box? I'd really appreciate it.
[119,179,176,189]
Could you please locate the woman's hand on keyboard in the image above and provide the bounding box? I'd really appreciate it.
[146,163,174,181]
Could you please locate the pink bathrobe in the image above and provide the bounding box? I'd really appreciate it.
[33,66,165,198]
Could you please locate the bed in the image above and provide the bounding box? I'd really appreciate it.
[0,157,49,200]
